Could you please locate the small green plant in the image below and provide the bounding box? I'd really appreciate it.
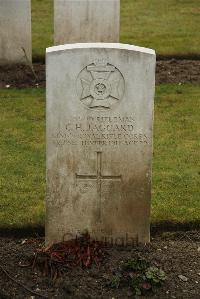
[130,274,144,296]
[124,258,149,271]
[145,266,166,286]
[108,257,166,296]
[109,274,121,289]
[130,272,153,295]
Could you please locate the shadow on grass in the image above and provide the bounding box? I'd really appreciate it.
[0,221,200,238]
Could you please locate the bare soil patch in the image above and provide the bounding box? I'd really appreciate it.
[156,59,200,85]
[0,60,199,89]
[0,231,199,299]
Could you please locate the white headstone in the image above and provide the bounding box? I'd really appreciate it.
[54,0,120,45]
[46,43,156,246]
[0,0,32,65]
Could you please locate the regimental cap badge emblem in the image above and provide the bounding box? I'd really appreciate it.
[76,61,125,110]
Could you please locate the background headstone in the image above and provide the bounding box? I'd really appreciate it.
[0,0,32,65]
[54,0,120,45]
[46,43,156,246]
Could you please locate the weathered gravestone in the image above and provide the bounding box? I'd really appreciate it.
[54,0,120,45]
[46,43,156,246]
[0,0,32,65]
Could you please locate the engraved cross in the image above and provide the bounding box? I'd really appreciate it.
[76,152,122,221]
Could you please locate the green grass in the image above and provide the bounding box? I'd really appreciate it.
[31,0,200,59]
[32,0,53,59]
[0,85,199,228]
[121,0,200,56]
[0,89,45,227]
[152,84,200,223]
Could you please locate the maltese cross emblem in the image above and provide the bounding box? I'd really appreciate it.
[76,61,125,110]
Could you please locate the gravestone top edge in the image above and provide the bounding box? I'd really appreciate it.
[46,43,155,56]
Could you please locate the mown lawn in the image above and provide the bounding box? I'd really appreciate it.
[153,84,200,223]
[32,0,200,59]
[0,85,199,228]
[0,89,45,228]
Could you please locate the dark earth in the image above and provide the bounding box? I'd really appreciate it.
[0,59,200,88]
[0,231,200,299]
[0,60,200,298]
